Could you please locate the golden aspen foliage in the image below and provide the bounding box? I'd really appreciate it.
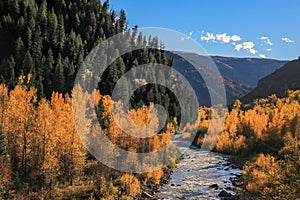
[55,95,87,185]
[243,154,281,196]
[215,109,246,154]
[3,76,37,179]
[146,169,164,185]
[93,89,101,107]
[241,109,268,139]
[277,116,300,197]
[128,104,152,127]
[238,92,300,199]
[50,92,65,113]
[31,98,56,183]
[119,173,141,196]
[183,107,210,145]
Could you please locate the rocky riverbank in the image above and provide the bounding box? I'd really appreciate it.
[153,146,243,199]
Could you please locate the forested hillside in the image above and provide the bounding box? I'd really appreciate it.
[0,0,187,123]
[0,0,123,96]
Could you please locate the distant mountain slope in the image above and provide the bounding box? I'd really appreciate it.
[166,51,287,105]
[212,56,288,87]
[241,58,300,104]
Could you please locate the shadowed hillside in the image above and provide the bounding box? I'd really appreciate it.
[241,58,300,103]
[167,51,287,105]
[213,56,287,87]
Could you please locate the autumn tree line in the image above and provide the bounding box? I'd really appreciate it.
[1,0,298,199]
[0,76,178,199]
[191,91,300,199]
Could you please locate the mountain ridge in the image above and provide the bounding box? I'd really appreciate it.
[241,58,300,104]
[166,51,288,105]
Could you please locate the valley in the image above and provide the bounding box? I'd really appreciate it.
[0,0,299,199]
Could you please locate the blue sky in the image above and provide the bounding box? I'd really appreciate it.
[108,0,299,60]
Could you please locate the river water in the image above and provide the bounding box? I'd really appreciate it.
[155,146,242,200]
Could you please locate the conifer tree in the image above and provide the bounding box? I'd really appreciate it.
[53,54,65,93]
[22,51,34,75]
[0,126,6,159]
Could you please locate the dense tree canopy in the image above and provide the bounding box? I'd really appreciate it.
[193,91,300,199]
[0,79,179,198]
[0,0,186,124]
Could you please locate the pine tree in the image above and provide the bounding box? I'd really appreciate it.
[15,37,24,67]
[44,49,54,96]
[48,10,58,44]
[53,54,65,93]
[22,51,34,75]
[0,0,175,106]
[57,16,65,50]
[118,9,127,31]
[37,0,47,35]
[0,126,6,159]
[0,84,8,126]
[32,26,43,68]
[0,57,15,88]
[7,0,20,19]
[6,56,15,88]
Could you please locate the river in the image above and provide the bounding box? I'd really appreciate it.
[155,146,242,200]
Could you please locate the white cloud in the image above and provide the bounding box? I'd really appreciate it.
[234,44,243,51]
[231,35,242,42]
[266,48,272,51]
[260,36,273,45]
[282,37,294,43]
[259,54,266,59]
[200,32,215,42]
[249,49,257,55]
[201,31,241,44]
[234,41,258,55]
[216,33,232,43]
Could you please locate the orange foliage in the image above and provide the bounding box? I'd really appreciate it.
[0,81,88,186]
[0,78,180,198]
[119,174,141,196]
[3,81,37,178]
[215,109,246,154]
[243,154,281,195]
[146,169,164,185]
[241,109,268,139]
